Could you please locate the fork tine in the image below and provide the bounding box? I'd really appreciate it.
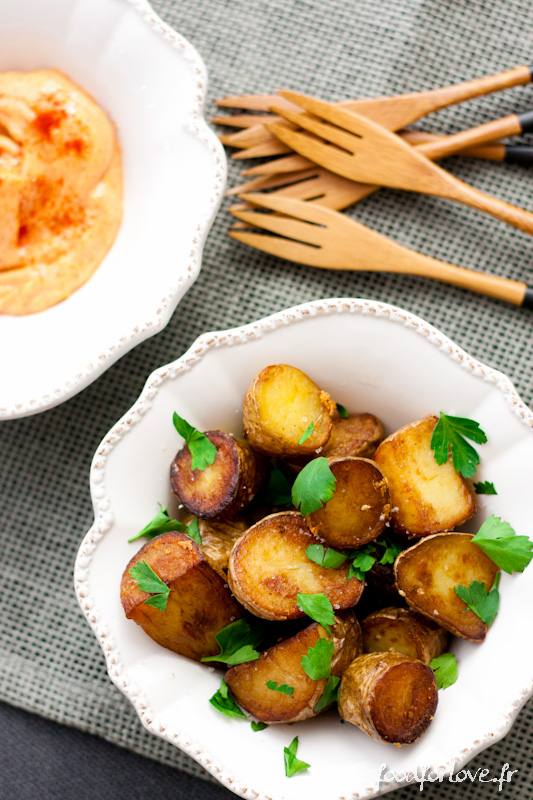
[243,154,313,176]
[265,123,348,172]
[231,140,291,159]
[270,105,359,153]
[229,229,326,266]
[215,94,301,112]
[230,208,326,246]
[240,192,337,227]
[279,90,371,137]
[226,169,320,196]
[212,114,281,128]
[219,125,287,149]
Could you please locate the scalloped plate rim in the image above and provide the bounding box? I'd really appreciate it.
[0,0,226,420]
[75,297,533,800]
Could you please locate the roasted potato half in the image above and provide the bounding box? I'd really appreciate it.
[120,532,242,661]
[228,511,364,620]
[225,611,362,723]
[373,415,476,537]
[170,431,264,519]
[183,515,247,580]
[362,606,447,665]
[395,532,499,642]
[306,457,390,548]
[322,413,384,460]
[338,652,438,744]
[242,364,336,457]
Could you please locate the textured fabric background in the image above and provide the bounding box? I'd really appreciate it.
[1,0,533,796]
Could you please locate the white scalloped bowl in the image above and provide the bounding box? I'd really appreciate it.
[0,0,225,419]
[75,298,533,800]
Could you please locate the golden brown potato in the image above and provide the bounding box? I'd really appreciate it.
[170,431,264,519]
[362,606,447,665]
[228,511,364,620]
[322,413,384,459]
[306,457,390,548]
[394,532,499,642]
[225,612,362,723]
[338,652,438,744]
[373,415,476,537]
[120,532,242,661]
[188,516,247,580]
[242,364,336,457]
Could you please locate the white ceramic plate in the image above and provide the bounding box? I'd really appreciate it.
[75,298,533,800]
[0,0,225,419]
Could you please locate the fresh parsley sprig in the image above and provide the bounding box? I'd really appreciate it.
[454,578,500,626]
[291,457,336,516]
[284,736,310,777]
[266,680,294,696]
[431,412,487,478]
[471,514,533,574]
[314,675,340,711]
[430,653,458,690]
[298,422,315,445]
[336,403,349,419]
[128,504,201,545]
[348,549,377,580]
[305,544,347,569]
[474,481,497,495]
[201,618,263,665]
[301,637,334,680]
[209,680,247,719]
[296,593,335,633]
[251,721,268,731]
[129,561,170,611]
[264,467,294,507]
[173,412,217,471]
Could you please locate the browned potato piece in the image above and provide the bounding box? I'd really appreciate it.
[225,612,362,723]
[306,457,390,548]
[395,532,499,642]
[187,516,247,580]
[362,607,447,665]
[170,431,264,519]
[373,415,476,537]
[228,511,364,620]
[242,364,336,457]
[339,652,438,744]
[322,413,384,459]
[120,532,242,661]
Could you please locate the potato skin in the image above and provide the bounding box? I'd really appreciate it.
[170,431,264,519]
[306,457,390,549]
[394,532,499,642]
[362,606,447,665]
[242,364,336,457]
[338,652,438,744]
[120,532,242,661]
[228,511,364,620]
[183,514,247,580]
[225,612,362,723]
[322,413,384,460]
[374,415,476,537]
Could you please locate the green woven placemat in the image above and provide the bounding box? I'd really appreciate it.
[1,0,533,796]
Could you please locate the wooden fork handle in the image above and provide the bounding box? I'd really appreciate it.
[355,233,533,306]
[434,170,533,235]
[418,110,533,160]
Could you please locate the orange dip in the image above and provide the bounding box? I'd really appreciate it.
[0,69,122,314]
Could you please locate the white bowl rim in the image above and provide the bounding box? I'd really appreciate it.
[75,296,533,800]
[0,0,226,420]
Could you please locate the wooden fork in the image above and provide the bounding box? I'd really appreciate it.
[214,64,533,161]
[228,128,533,216]
[266,92,533,235]
[229,193,533,308]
